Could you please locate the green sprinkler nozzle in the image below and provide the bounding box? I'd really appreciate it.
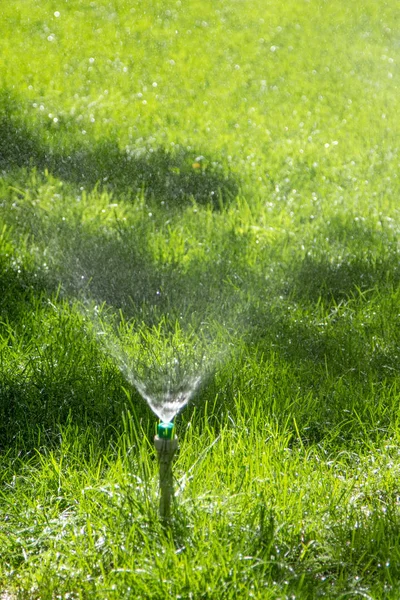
[157,421,174,440]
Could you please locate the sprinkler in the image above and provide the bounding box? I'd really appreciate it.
[154,422,178,523]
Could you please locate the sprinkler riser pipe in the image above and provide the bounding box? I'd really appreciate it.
[154,435,178,522]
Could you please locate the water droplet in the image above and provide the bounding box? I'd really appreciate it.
[54,11,60,17]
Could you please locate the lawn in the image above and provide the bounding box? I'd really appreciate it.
[1,0,400,597]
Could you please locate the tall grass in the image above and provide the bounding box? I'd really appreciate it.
[1,0,400,597]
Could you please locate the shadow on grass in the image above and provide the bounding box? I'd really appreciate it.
[0,355,143,452]
[286,216,400,303]
[0,91,238,207]
[288,254,400,305]
[2,90,400,451]
[242,223,400,445]
[251,217,400,365]
[0,218,244,449]
[0,89,242,447]
[0,284,156,451]
[3,211,400,450]
[0,265,44,324]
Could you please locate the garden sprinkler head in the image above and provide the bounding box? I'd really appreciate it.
[157,421,175,440]
[154,421,178,524]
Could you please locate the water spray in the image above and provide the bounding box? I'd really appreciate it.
[154,422,178,523]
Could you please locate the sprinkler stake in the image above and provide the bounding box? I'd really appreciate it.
[154,422,178,523]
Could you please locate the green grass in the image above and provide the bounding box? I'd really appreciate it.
[1,0,400,597]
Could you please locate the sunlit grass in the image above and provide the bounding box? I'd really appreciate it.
[1,0,400,597]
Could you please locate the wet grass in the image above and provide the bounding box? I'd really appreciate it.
[1,0,400,597]
[0,93,238,207]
